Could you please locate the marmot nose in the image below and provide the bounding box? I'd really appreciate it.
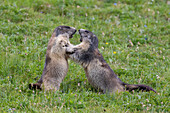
[73,29,77,34]
[80,38,82,42]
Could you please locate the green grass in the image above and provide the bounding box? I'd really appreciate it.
[0,0,169,112]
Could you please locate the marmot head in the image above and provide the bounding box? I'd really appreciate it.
[79,29,98,48]
[52,26,77,38]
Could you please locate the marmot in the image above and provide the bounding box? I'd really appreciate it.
[66,29,156,93]
[29,26,76,91]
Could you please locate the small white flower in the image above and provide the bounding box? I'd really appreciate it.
[78,83,80,86]
[147,107,149,110]
[138,42,141,45]
[146,99,149,102]
[142,105,146,107]
[160,50,162,54]
[12,108,16,110]
[156,75,160,79]
[77,5,80,8]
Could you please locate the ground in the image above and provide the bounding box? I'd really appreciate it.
[0,0,169,112]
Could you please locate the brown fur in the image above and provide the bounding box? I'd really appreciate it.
[66,29,156,93]
[29,26,76,91]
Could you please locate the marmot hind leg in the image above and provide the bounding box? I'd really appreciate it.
[29,83,42,90]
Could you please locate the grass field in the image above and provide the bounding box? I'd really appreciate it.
[0,0,169,112]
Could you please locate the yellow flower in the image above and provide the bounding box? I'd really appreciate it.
[113,51,116,54]
[106,42,108,44]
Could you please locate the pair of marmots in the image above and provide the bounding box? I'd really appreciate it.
[29,26,156,93]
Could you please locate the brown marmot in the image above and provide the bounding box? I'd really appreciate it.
[66,29,156,93]
[29,26,76,91]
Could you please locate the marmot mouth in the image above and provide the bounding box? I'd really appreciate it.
[80,37,82,42]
